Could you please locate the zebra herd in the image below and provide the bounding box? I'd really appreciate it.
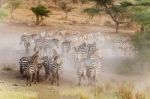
[19,51,62,86]
[113,37,136,57]
[19,31,136,86]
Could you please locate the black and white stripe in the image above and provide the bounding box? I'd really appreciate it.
[78,57,101,86]
[19,56,31,77]
[34,37,60,56]
[26,51,39,86]
[113,38,135,56]
[43,55,62,86]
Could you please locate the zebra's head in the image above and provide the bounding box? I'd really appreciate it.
[54,56,62,65]
[31,51,39,64]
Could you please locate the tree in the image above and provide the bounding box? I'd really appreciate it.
[86,0,133,33]
[8,0,22,18]
[31,5,50,25]
[59,2,74,19]
[80,0,88,11]
[83,7,102,20]
[128,0,150,68]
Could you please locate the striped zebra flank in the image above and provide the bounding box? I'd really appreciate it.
[78,57,101,86]
[19,56,31,77]
[26,51,39,86]
[50,55,62,86]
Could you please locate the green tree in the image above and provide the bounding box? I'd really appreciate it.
[93,0,132,33]
[31,5,50,25]
[129,0,150,69]
[83,7,102,20]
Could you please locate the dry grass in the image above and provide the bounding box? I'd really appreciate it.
[0,85,38,99]
[118,83,134,99]
[0,91,38,99]
[0,80,149,99]
[135,91,146,99]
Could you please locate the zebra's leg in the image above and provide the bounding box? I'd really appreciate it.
[20,65,23,76]
[32,73,35,82]
[93,76,97,86]
[26,76,29,86]
[26,43,29,54]
[34,44,37,52]
[56,74,59,86]
[45,73,48,81]
[37,71,40,82]
[34,72,37,84]
[51,77,54,85]
[51,74,54,85]
[30,74,33,86]
[24,43,27,54]
[87,76,90,86]
[78,74,82,86]
[49,72,53,81]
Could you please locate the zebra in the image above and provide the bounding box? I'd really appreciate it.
[41,56,50,79]
[20,33,33,54]
[113,38,135,57]
[61,40,72,53]
[20,33,40,54]
[19,56,31,77]
[42,55,63,86]
[74,42,97,61]
[87,42,97,57]
[34,37,60,57]
[26,51,39,86]
[77,57,101,86]
[73,42,88,61]
[73,42,101,86]
[19,52,43,84]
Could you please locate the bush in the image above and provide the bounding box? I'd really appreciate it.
[8,0,22,17]
[118,84,134,99]
[0,8,8,20]
[83,7,102,20]
[31,5,50,25]
[3,65,13,71]
[59,2,74,19]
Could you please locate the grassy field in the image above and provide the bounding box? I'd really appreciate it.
[0,84,149,99]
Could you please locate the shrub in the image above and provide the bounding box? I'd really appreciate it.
[31,5,50,25]
[3,65,13,71]
[118,84,134,99]
[59,2,74,19]
[8,0,22,17]
[0,8,8,20]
